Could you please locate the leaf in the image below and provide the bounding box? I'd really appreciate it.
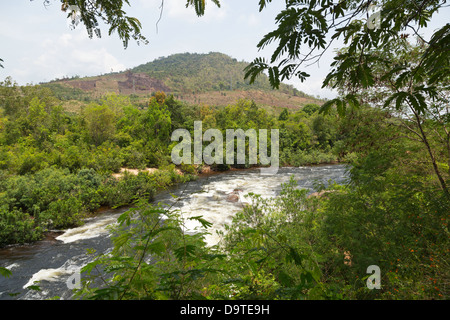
[144,226,180,239]
[322,68,337,88]
[203,253,227,261]
[319,98,342,115]
[0,267,12,278]
[408,93,427,114]
[112,231,132,249]
[344,93,360,109]
[188,215,213,229]
[336,98,345,116]
[380,63,407,82]
[395,92,408,110]
[271,35,290,63]
[383,91,408,111]
[295,71,310,82]
[383,93,397,109]
[186,0,220,17]
[357,64,374,88]
[27,285,42,292]
[287,246,304,267]
[268,66,281,89]
[174,244,197,261]
[299,271,315,287]
[82,260,101,274]
[310,264,322,282]
[147,241,165,255]
[258,0,273,12]
[278,270,295,287]
[244,57,269,84]
[89,286,125,300]
[394,71,410,88]
[117,211,131,226]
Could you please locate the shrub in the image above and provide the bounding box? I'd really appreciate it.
[44,198,84,229]
[103,172,156,208]
[0,205,42,246]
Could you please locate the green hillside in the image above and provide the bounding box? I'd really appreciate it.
[131,52,300,95]
[42,52,323,110]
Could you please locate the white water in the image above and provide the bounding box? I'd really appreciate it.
[170,165,348,246]
[0,165,348,300]
[55,214,121,244]
[174,170,301,246]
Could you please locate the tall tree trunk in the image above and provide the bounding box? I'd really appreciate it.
[412,110,450,198]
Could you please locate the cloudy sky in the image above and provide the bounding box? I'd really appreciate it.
[0,1,448,99]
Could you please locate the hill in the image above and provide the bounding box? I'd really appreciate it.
[42,52,323,111]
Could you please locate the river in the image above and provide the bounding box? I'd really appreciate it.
[0,164,349,300]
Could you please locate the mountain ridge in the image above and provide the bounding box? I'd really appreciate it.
[43,52,324,110]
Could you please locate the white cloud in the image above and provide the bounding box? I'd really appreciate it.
[287,77,337,100]
[239,13,261,28]
[22,31,125,83]
[59,33,73,47]
[71,48,126,74]
[136,0,160,9]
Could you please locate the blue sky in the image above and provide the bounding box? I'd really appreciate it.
[0,1,448,99]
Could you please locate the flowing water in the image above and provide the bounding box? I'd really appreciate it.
[0,164,349,300]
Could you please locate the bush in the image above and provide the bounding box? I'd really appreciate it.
[0,205,42,246]
[120,146,147,170]
[0,167,107,244]
[43,197,84,229]
[103,172,156,208]
[288,149,337,166]
[87,141,124,174]
[75,168,105,212]
[319,182,449,299]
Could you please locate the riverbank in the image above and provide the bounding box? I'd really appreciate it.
[0,160,346,249]
[0,164,350,300]
[0,166,195,248]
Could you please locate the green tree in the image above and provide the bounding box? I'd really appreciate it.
[278,108,289,121]
[326,37,450,196]
[312,113,338,150]
[325,106,449,299]
[242,0,448,196]
[245,0,446,87]
[26,97,51,146]
[83,103,116,146]
[302,103,320,116]
[142,97,172,142]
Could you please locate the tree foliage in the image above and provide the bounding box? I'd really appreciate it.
[324,36,450,196]
[245,0,448,101]
[59,0,220,47]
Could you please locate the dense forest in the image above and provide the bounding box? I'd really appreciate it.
[0,77,339,247]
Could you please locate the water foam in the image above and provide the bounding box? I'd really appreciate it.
[23,268,73,289]
[174,171,293,246]
[55,214,119,244]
